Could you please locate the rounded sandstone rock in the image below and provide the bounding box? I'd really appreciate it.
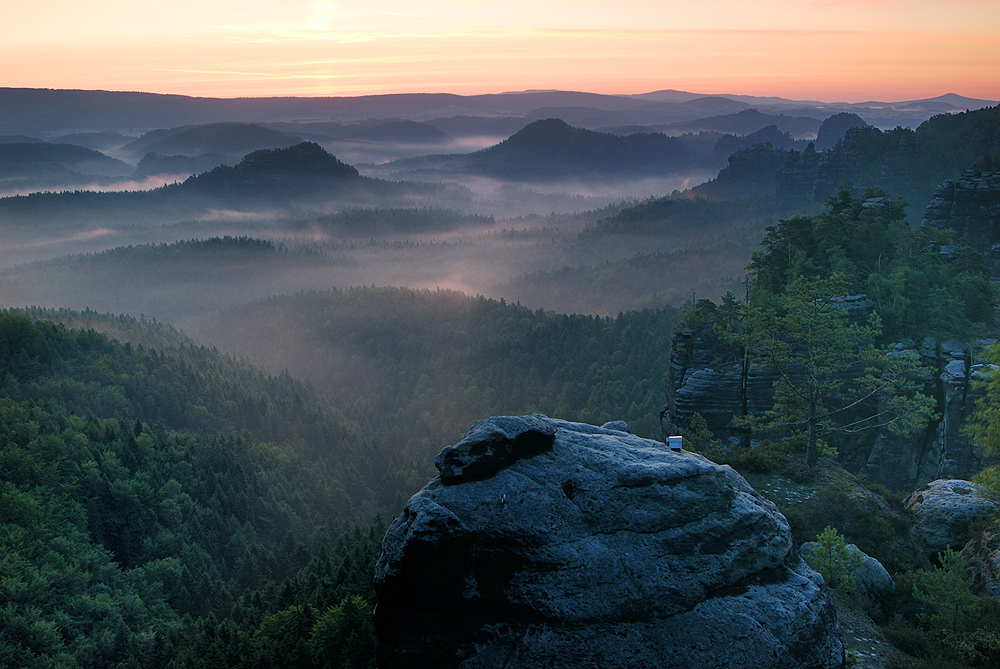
[905,479,998,556]
[375,415,844,668]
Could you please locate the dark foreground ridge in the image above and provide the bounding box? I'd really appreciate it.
[375,414,844,668]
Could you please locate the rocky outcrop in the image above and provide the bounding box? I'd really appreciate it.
[905,479,998,556]
[815,113,868,152]
[664,296,872,448]
[375,414,844,668]
[961,528,1000,599]
[665,319,991,490]
[923,168,1000,270]
[861,338,992,490]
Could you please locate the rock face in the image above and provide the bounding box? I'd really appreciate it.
[923,168,1000,269]
[665,321,991,490]
[375,415,844,669]
[905,479,998,556]
[961,528,1000,599]
[861,338,991,490]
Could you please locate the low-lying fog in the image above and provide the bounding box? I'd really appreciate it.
[0,165,755,332]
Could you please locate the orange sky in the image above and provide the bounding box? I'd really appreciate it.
[3,0,999,102]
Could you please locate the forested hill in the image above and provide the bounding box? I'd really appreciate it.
[0,143,450,225]
[694,105,1000,216]
[0,308,368,500]
[0,310,386,668]
[120,122,304,161]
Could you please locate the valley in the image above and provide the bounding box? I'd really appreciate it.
[2,85,1000,668]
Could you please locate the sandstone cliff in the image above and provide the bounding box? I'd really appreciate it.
[923,167,1000,269]
[664,323,991,490]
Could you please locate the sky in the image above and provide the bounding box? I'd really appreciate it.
[3,0,999,102]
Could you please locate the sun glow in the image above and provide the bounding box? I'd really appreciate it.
[2,0,998,101]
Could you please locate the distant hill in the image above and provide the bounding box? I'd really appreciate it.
[0,134,44,144]
[2,88,993,142]
[422,116,530,140]
[869,93,998,113]
[678,96,751,115]
[0,142,462,225]
[134,151,231,177]
[387,118,810,182]
[51,131,133,151]
[388,118,727,181]
[659,108,821,139]
[121,122,303,160]
[0,88,666,134]
[710,125,810,158]
[332,119,452,144]
[815,112,868,150]
[181,141,359,194]
[0,142,132,178]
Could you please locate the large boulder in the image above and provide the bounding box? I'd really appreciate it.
[375,415,844,668]
[905,479,998,556]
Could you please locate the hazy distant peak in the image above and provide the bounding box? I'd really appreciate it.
[234,141,359,179]
[509,117,573,136]
[815,112,868,150]
[181,141,360,195]
[912,93,997,107]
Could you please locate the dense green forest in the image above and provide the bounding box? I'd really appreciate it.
[678,186,995,454]
[0,312,384,668]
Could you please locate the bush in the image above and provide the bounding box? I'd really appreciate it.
[805,526,864,591]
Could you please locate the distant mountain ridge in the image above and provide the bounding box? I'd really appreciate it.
[656,108,821,139]
[1,87,993,137]
[691,104,1000,219]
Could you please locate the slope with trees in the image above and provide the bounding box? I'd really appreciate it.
[668,187,996,470]
[0,310,388,668]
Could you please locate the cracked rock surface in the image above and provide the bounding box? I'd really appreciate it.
[374,415,844,668]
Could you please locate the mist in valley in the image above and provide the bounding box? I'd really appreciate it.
[5,79,1000,669]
